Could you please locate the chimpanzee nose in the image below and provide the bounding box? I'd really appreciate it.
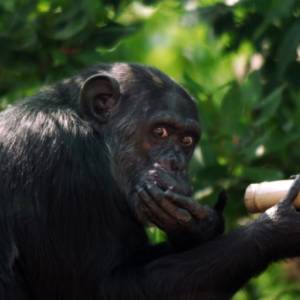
[160,150,186,174]
[156,151,191,196]
[169,153,186,172]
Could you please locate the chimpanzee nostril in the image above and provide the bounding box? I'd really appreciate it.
[170,153,186,173]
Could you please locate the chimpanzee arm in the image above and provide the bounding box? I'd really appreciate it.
[105,177,300,300]
[143,221,273,299]
[139,177,300,299]
[101,221,272,300]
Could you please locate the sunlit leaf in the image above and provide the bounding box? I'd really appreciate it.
[254,85,285,126]
[277,21,300,79]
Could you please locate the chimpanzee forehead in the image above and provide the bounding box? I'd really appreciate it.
[142,87,199,122]
[109,63,199,122]
[164,89,197,119]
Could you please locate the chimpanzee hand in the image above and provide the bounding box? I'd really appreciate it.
[165,190,227,250]
[257,175,300,259]
[132,181,227,249]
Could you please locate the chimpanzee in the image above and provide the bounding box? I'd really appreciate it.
[1,63,300,300]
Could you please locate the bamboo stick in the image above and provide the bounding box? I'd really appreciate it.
[244,180,300,213]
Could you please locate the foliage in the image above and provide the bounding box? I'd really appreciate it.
[0,0,158,106]
[1,0,300,298]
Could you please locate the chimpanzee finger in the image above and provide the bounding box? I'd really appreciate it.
[134,201,149,224]
[145,184,192,224]
[214,190,227,213]
[138,203,166,229]
[164,189,207,220]
[137,187,178,229]
[161,199,192,224]
[279,175,300,208]
[130,190,148,223]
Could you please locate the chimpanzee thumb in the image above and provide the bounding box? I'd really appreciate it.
[214,190,228,213]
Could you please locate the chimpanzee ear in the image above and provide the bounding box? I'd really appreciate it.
[80,73,120,125]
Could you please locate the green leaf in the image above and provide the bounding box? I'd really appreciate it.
[82,0,106,22]
[240,71,262,107]
[254,85,285,127]
[90,22,137,48]
[220,82,246,131]
[53,18,88,41]
[50,7,89,40]
[277,20,300,79]
[239,166,284,182]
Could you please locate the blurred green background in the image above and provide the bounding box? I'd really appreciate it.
[1,0,300,298]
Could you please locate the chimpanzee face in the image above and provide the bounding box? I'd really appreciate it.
[80,66,200,199]
[107,86,200,199]
[138,89,200,167]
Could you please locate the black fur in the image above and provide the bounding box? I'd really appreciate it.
[1,63,300,300]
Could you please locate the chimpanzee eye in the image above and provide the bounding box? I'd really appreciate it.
[153,127,168,139]
[181,136,194,147]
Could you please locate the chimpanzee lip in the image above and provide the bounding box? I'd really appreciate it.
[147,163,191,196]
[148,163,169,189]
[147,169,165,189]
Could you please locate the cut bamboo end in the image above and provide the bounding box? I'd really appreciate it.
[244,179,300,213]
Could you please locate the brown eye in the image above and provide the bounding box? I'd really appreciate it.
[181,136,194,147]
[153,127,168,139]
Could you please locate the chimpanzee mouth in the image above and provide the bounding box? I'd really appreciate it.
[147,163,192,196]
[147,163,169,188]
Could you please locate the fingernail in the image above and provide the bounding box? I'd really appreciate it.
[182,214,192,222]
[178,210,192,222]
